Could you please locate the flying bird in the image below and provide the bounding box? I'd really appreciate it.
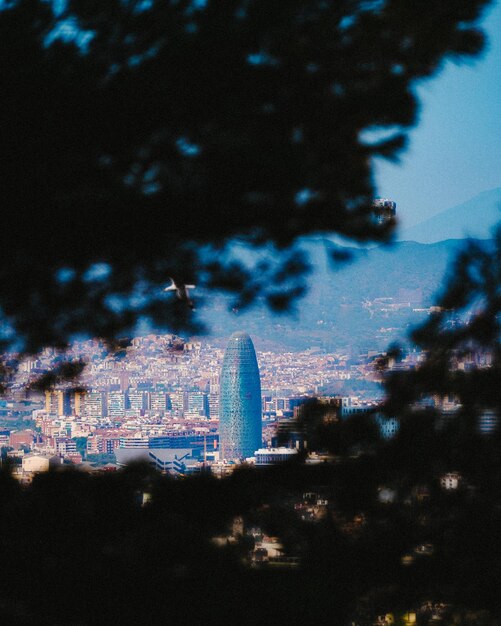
[164,278,196,310]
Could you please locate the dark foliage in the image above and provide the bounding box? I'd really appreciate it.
[0,0,490,363]
[27,359,86,391]
[3,395,501,626]
[382,228,501,418]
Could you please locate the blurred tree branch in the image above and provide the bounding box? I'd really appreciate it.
[382,228,501,417]
[0,0,491,365]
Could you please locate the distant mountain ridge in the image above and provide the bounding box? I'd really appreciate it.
[399,187,501,243]
[203,238,487,352]
[199,183,501,350]
[311,238,466,302]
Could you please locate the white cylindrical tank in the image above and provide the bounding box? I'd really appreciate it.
[22,455,50,473]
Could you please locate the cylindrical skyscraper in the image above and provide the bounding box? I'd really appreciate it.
[219,332,262,459]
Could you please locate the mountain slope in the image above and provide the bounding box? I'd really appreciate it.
[400,188,501,243]
[202,238,480,351]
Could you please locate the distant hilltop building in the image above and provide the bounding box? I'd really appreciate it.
[219,332,262,459]
[372,198,396,224]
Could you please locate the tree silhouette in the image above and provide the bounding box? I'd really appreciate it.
[0,0,491,361]
[383,228,501,420]
[257,227,501,624]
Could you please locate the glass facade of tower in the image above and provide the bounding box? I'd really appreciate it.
[219,332,262,459]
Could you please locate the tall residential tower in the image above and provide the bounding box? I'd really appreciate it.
[219,332,262,459]
[372,198,396,224]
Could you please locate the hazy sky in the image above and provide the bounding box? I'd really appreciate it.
[375,1,501,229]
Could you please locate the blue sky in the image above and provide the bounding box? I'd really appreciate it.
[375,0,501,229]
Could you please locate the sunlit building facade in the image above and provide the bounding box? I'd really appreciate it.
[219,332,262,459]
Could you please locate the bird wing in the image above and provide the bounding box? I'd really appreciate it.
[164,278,177,291]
